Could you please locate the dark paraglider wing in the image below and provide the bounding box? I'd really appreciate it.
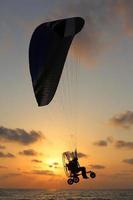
[29,17,85,106]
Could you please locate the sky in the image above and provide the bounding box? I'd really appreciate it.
[0,0,133,189]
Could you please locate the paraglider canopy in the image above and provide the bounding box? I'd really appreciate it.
[29,17,85,106]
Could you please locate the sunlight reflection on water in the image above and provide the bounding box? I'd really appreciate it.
[0,189,133,200]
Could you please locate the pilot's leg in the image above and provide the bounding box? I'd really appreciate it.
[79,167,88,178]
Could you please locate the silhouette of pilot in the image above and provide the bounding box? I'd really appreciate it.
[67,157,88,179]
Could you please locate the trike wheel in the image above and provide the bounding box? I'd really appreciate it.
[67,178,74,185]
[73,177,79,183]
[90,171,96,179]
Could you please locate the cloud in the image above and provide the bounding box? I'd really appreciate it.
[0,151,15,158]
[32,159,42,163]
[19,149,39,156]
[94,138,133,150]
[1,1,133,69]
[47,0,133,66]
[0,173,21,180]
[110,110,133,129]
[51,1,110,65]
[0,165,7,169]
[32,170,54,176]
[77,152,88,158]
[53,162,59,166]
[107,136,114,143]
[113,0,133,37]
[0,126,43,145]
[115,140,133,149]
[90,164,105,170]
[94,140,108,147]
[123,158,133,165]
[93,137,115,147]
[0,144,6,149]
[48,162,59,168]
[110,172,133,178]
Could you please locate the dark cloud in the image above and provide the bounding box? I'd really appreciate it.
[0,151,15,158]
[110,172,133,178]
[94,140,108,147]
[0,144,6,149]
[48,0,133,66]
[94,138,133,150]
[32,159,42,163]
[94,137,133,150]
[110,111,133,129]
[113,0,133,36]
[77,152,88,158]
[48,162,59,168]
[0,165,7,169]
[0,126,42,145]
[90,164,105,170]
[0,173,21,179]
[19,149,38,156]
[32,170,54,176]
[107,136,114,143]
[94,137,115,147]
[115,140,133,149]
[123,158,133,165]
[53,162,59,166]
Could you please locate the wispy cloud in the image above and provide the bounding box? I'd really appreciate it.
[110,110,133,129]
[53,162,59,165]
[115,140,133,149]
[94,137,133,150]
[19,149,39,156]
[110,171,133,178]
[0,144,6,149]
[94,140,108,147]
[0,151,15,158]
[107,136,114,143]
[90,164,105,170]
[0,165,7,169]
[123,158,133,165]
[113,0,133,37]
[32,170,54,176]
[1,1,133,68]
[31,159,43,163]
[0,126,43,145]
[77,152,88,158]
[0,173,21,180]
[47,0,133,65]
[48,162,59,168]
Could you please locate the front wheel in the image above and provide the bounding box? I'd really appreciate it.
[90,171,96,179]
[73,177,79,183]
[67,178,73,185]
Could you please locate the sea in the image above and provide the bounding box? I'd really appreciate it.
[0,189,133,200]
